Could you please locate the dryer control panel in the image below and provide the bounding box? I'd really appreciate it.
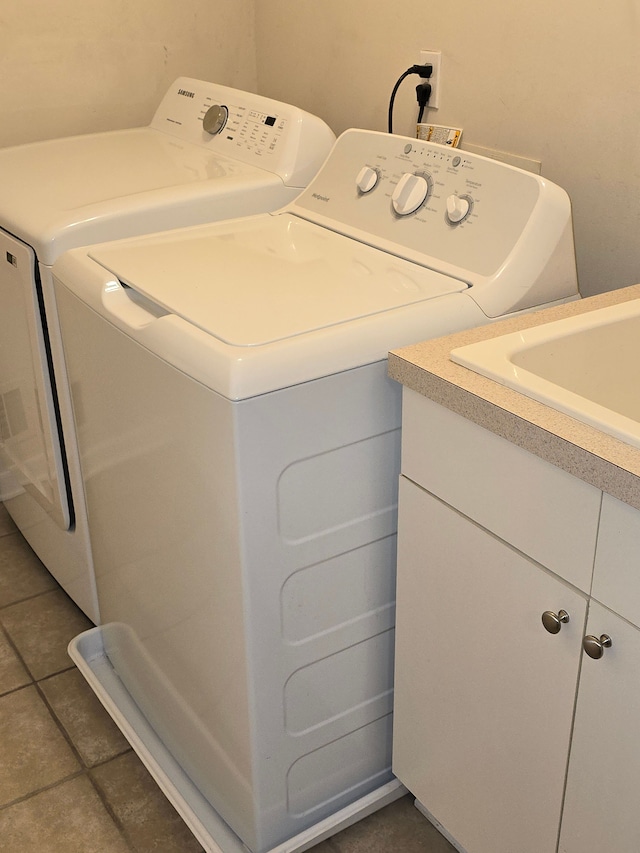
[150,77,335,188]
[289,129,578,317]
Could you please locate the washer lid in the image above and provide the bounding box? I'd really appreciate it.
[89,214,469,346]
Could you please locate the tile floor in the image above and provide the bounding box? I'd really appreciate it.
[0,502,456,852]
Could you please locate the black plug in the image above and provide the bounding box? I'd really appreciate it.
[416,82,432,108]
[409,63,433,79]
[416,81,432,124]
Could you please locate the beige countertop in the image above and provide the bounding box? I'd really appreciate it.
[388,283,640,510]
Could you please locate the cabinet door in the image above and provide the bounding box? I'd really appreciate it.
[393,477,588,853]
[559,601,640,853]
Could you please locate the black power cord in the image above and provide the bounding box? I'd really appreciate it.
[388,64,432,134]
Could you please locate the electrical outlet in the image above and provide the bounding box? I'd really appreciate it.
[419,50,441,109]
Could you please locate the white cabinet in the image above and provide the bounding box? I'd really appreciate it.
[393,389,640,853]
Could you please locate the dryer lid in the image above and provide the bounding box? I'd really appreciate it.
[89,213,469,346]
[0,128,278,263]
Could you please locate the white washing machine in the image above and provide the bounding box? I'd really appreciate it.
[54,129,579,853]
[0,77,334,622]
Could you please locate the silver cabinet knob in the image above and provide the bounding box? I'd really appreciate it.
[583,634,613,659]
[542,610,570,634]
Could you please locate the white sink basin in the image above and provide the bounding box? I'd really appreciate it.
[450,298,640,448]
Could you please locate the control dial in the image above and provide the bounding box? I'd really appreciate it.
[446,194,473,224]
[356,166,379,194]
[203,104,229,136]
[392,172,430,216]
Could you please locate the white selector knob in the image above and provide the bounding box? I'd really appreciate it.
[356,166,379,193]
[392,173,429,215]
[446,194,471,223]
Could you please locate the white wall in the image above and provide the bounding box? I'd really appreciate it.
[255,0,640,298]
[0,0,256,147]
[2,1,637,298]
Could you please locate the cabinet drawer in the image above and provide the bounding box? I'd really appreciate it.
[401,389,601,592]
[592,493,640,628]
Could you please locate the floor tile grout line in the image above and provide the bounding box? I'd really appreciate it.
[0,612,77,687]
[0,582,64,614]
[0,528,19,541]
[0,640,136,848]
[0,521,194,852]
[0,623,37,687]
[35,665,135,769]
[87,764,140,853]
[0,679,88,807]
[0,530,119,810]
[0,767,87,812]
[0,769,137,853]
[0,506,18,539]
[0,682,35,703]
[35,674,97,770]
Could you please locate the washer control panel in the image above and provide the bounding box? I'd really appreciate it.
[292,130,553,278]
[150,77,335,186]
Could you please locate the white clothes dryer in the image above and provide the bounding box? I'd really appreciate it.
[54,129,579,853]
[0,78,334,621]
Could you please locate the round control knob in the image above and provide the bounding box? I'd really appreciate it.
[446,194,472,224]
[203,104,229,136]
[356,166,379,194]
[392,172,430,216]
